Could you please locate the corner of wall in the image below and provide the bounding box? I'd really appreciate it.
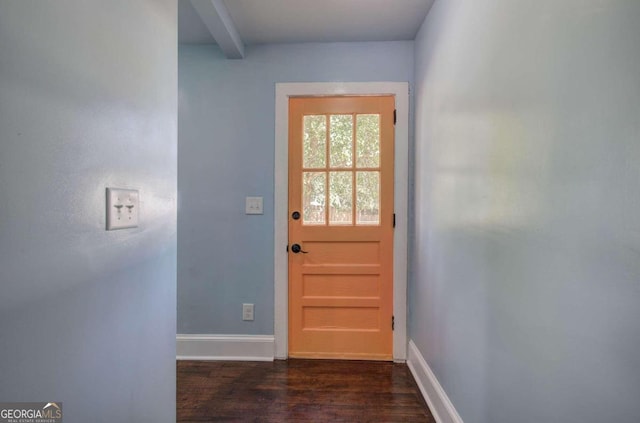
[407,340,464,423]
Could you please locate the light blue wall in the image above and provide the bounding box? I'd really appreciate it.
[0,1,177,422]
[178,41,414,334]
[411,1,640,422]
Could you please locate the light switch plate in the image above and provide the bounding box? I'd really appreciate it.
[245,196,263,215]
[106,188,139,230]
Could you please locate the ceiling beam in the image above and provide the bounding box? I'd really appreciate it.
[190,0,245,59]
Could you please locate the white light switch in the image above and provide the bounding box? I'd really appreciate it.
[245,196,263,215]
[106,188,139,230]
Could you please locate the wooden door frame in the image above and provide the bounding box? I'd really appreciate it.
[274,82,409,361]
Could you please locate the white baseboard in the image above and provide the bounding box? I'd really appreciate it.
[407,340,463,423]
[176,334,275,361]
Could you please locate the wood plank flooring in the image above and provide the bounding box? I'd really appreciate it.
[177,359,435,422]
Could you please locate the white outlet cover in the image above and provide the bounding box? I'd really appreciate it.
[245,196,263,215]
[106,188,139,230]
[243,303,254,321]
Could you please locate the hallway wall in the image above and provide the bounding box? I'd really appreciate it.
[178,41,414,335]
[411,0,640,422]
[0,1,177,421]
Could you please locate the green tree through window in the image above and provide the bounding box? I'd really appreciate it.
[302,113,381,225]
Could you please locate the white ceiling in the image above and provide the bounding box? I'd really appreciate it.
[179,0,434,45]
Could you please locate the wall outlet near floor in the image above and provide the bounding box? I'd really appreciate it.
[242,303,254,321]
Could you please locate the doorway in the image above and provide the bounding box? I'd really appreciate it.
[288,95,395,359]
[274,82,409,361]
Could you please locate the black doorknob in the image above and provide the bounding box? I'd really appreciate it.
[292,211,301,220]
[290,243,308,254]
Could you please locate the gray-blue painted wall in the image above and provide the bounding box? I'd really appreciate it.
[178,42,414,334]
[0,1,177,422]
[411,0,640,422]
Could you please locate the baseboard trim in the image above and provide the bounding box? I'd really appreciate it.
[407,340,463,423]
[176,334,275,361]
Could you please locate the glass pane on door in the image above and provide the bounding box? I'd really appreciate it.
[303,172,326,225]
[329,171,353,225]
[356,114,380,168]
[330,115,353,168]
[303,115,326,168]
[356,171,380,225]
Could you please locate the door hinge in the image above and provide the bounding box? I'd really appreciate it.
[392,315,395,331]
[393,109,397,125]
[393,213,396,228]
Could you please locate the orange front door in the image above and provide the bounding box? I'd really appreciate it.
[288,96,395,360]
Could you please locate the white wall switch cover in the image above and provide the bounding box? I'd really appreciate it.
[106,188,139,230]
[245,196,263,215]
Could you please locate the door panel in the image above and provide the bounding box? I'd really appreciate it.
[288,96,395,360]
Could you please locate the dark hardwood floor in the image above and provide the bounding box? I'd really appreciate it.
[177,359,435,422]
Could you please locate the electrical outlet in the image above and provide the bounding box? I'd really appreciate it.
[242,303,254,321]
[106,188,139,230]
